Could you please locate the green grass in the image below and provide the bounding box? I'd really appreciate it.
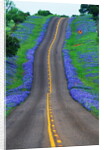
[64,15,99,118]
[6,15,53,116]
[6,107,15,116]
[64,19,99,95]
[91,106,99,118]
[7,15,52,90]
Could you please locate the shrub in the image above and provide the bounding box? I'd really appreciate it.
[36,10,52,16]
[60,15,68,17]
[6,33,20,57]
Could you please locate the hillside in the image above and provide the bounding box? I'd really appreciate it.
[6,14,99,118]
[6,15,53,115]
[6,16,99,149]
[63,15,99,117]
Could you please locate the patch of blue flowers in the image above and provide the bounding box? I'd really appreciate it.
[65,17,75,39]
[79,51,98,64]
[6,17,51,110]
[70,88,99,110]
[78,50,99,87]
[11,16,42,44]
[62,16,99,111]
[75,15,97,39]
[63,49,99,111]
[6,56,17,90]
[76,20,96,33]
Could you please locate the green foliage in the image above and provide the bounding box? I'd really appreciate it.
[60,15,68,17]
[79,4,99,20]
[6,33,20,57]
[25,12,30,17]
[79,4,89,14]
[64,16,99,117]
[91,106,99,118]
[65,16,99,94]
[5,0,15,13]
[88,5,99,19]
[36,10,52,16]
[6,7,29,25]
[72,14,78,17]
[6,0,30,28]
[7,16,51,90]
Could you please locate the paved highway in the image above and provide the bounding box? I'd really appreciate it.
[6,17,99,149]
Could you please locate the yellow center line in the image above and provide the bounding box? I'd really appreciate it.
[47,18,63,93]
[46,18,64,147]
[47,93,55,147]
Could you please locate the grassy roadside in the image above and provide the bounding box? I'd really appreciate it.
[7,15,52,90]
[64,15,99,117]
[6,15,53,116]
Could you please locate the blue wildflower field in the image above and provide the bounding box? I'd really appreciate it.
[63,15,99,117]
[6,14,99,117]
[6,15,52,115]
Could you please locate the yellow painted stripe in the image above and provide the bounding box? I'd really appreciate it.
[47,18,64,94]
[46,18,64,147]
[47,93,56,147]
[57,139,62,143]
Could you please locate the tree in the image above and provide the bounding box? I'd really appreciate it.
[79,4,99,20]
[5,0,15,13]
[6,0,30,26]
[25,12,30,17]
[60,15,68,17]
[11,9,26,24]
[88,5,99,20]
[37,10,52,16]
[79,4,99,36]
[6,7,28,25]
[5,0,15,25]
[79,4,89,14]
[6,33,20,57]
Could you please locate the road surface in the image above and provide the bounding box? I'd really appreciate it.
[6,17,99,149]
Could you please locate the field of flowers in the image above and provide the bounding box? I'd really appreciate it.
[6,15,52,115]
[63,15,99,117]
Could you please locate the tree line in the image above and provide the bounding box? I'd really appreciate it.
[6,0,54,57]
[6,1,99,57]
[79,4,99,36]
[6,0,30,26]
[6,0,30,57]
[79,4,99,20]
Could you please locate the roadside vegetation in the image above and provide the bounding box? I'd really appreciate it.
[6,0,99,118]
[5,0,54,116]
[63,14,99,118]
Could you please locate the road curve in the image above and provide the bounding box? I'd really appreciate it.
[6,17,99,149]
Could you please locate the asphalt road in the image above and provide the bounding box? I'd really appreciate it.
[6,17,99,149]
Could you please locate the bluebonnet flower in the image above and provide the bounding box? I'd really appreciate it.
[93,79,99,84]
[11,16,37,43]
[70,88,99,110]
[85,73,99,77]
[6,91,30,108]
[73,16,97,39]
[65,17,75,39]
[6,17,51,110]
[76,21,96,34]
[6,56,17,89]
[62,16,99,111]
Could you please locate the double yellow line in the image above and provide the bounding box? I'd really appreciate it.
[46,18,64,147]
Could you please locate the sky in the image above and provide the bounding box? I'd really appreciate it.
[11,0,81,17]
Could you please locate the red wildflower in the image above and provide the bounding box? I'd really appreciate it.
[78,30,82,34]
